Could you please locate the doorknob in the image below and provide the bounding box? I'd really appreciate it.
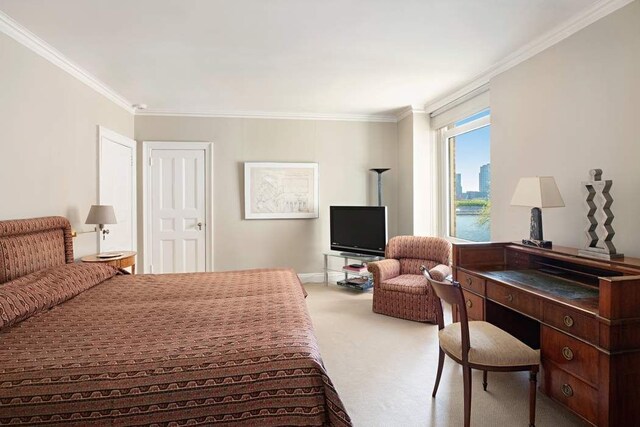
[197,222,203,231]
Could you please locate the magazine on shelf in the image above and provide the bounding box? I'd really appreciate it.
[342,263,368,273]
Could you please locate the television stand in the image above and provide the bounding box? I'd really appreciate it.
[323,252,383,289]
[339,251,375,258]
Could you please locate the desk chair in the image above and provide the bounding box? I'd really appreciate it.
[421,267,540,427]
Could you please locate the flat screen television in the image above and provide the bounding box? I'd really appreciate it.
[330,206,387,257]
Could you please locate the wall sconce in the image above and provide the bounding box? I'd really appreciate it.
[85,205,117,240]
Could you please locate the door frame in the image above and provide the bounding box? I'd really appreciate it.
[142,141,214,273]
[98,126,137,253]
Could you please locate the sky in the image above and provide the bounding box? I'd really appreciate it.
[453,109,490,192]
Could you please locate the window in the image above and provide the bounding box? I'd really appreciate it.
[442,109,490,242]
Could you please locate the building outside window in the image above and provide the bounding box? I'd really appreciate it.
[443,109,491,242]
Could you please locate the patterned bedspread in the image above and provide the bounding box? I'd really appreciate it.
[0,267,351,426]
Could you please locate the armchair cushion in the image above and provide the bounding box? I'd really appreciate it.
[379,274,430,295]
[399,258,439,275]
[387,236,451,266]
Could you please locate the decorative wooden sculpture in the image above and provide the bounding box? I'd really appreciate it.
[578,169,624,260]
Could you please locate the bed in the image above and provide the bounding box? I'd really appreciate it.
[0,217,351,426]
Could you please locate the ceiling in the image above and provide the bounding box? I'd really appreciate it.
[0,0,600,119]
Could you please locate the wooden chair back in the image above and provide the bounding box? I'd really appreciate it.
[421,266,471,362]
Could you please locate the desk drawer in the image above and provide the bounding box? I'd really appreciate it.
[543,361,598,425]
[462,290,484,321]
[541,325,599,386]
[457,270,485,294]
[543,303,598,344]
[486,281,541,319]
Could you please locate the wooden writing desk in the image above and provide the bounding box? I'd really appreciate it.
[452,242,640,426]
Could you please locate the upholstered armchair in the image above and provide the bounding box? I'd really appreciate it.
[368,236,452,323]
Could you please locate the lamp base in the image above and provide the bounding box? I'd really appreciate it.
[578,248,624,260]
[522,239,553,249]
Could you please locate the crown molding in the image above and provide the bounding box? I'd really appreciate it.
[0,10,134,114]
[395,106,427,122]
[3,0,630,122]
[136,108,398,123]
[424,0,634,114]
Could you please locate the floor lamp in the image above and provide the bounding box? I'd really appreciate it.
[370,168,390,206]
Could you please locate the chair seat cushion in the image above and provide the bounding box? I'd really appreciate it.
[379,274,429,294]
[439,321,540,367]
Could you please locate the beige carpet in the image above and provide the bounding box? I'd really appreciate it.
[304,284,586,427]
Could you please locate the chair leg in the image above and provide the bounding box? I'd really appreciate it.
[482,370,488,391]
[529,369,538,427]
[463,366,472,427]
[432,348,445,397]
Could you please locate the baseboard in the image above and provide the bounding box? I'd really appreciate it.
[297,272,343,284]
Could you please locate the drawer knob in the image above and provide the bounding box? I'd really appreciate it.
[563,315,574,328]
[561,383,574,397]
[562,346,574,361]
[506,294,514,303]
[466,299,473,308]
[466,277,472,285]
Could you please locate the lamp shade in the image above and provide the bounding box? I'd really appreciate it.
[85,205,117,225]
[510,177,565,208]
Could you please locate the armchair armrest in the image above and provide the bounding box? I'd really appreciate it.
[368,259,400,286]
[428,264,452,281]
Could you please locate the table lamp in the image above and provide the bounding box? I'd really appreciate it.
[510,176,564,249]
[85,205,117,241]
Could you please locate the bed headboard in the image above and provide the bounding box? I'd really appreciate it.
[0,216,74,284]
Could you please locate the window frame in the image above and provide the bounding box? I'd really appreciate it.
[439,113,491,243]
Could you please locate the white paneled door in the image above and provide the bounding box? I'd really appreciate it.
[148,146,208,273]
[98,127,136,253]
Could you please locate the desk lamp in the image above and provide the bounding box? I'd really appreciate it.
[85,205,117,241]
[510,176,564,248]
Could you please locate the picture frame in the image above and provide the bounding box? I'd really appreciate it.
[244,162,319,219]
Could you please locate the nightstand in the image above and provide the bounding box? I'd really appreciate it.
[81,251,137,274]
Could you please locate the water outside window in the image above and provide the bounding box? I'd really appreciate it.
[448,110,491,242]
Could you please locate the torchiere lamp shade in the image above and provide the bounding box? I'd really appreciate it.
[369,168,391,207]
[85,205,117,225]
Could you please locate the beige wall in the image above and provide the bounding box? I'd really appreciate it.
[134,116,398,274]
[397,111,437,237]
[0,32,134,257]
[397,114,414,235]
[490,1,640,256]
[411,112,436,236]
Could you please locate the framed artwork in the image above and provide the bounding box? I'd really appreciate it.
[244,162,319,219]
